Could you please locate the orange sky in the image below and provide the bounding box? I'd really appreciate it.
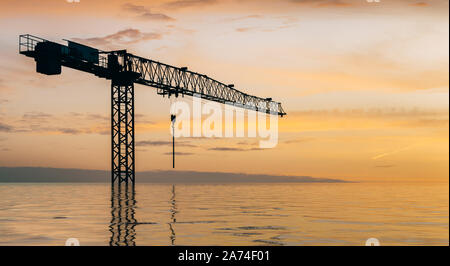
[0,0,448,182]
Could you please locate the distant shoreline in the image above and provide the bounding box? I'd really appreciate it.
[0,167,346,183]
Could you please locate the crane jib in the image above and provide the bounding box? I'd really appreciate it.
[19,34,286,117]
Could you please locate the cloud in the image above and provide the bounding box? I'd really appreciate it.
[235,27,254,33]
[122,3,175,21]
[236,140,259,145]
[22,111,52,120]
[290,0,352,7]
[56,128,82,135]
[232,15,299,33]
[208,146,264,152]
[135,114,155,124]
[85,113,109,121]
[375,164,396,168]
[164,0,217,9]
[208,147,245,151]
[372,145,414,160]
[0,122,13,132]
[136,140,172,146]
[235,25,293,33]
[136,140,195,147]
[283,137,314,144]
[410,2,429,7]
[72,29,163,48]
[288,0,442,8]
[163,152,194,156]
[222,14,263,22]
[1,112,110,135]
[66,112,108,121]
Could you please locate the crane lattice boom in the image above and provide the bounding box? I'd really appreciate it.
[19,34,286,116]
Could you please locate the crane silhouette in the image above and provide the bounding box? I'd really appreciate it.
[19,34,286,185]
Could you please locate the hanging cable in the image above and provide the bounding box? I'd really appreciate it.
[171,113,176,168]
[169,92,177,169]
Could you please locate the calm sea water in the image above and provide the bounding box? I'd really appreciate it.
[0,182,448,246]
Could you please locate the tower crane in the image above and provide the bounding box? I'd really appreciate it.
[19,34,286,185]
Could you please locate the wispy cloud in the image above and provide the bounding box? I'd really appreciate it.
[72,28,163,48]
[410,2,429,7]
[135,114,156,124]
[208,147,264,152]
[163,152,194,156]
[372,145,415,160]
[283,137,315,144]
[22,111,52,121]
[235,27,251,33]
[290,0,352,7]
[233,15,299,33]
[375,164,396,168]
[164,0,217,9]
[0,122,13,132]
[208,147,245,151]
[222,14,263,22]
[56,128,82,135]
[2,112,110,135]
[122,3,175,21]
[136,140,195,147]
[289,0,444,8]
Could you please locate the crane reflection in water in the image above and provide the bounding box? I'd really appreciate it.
[109,184,177,246]
[169,185,177,245]
[109,183,137,246]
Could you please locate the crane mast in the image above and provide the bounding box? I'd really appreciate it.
[19,34,287,185]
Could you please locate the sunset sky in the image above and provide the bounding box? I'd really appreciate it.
[0,0,448,182]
